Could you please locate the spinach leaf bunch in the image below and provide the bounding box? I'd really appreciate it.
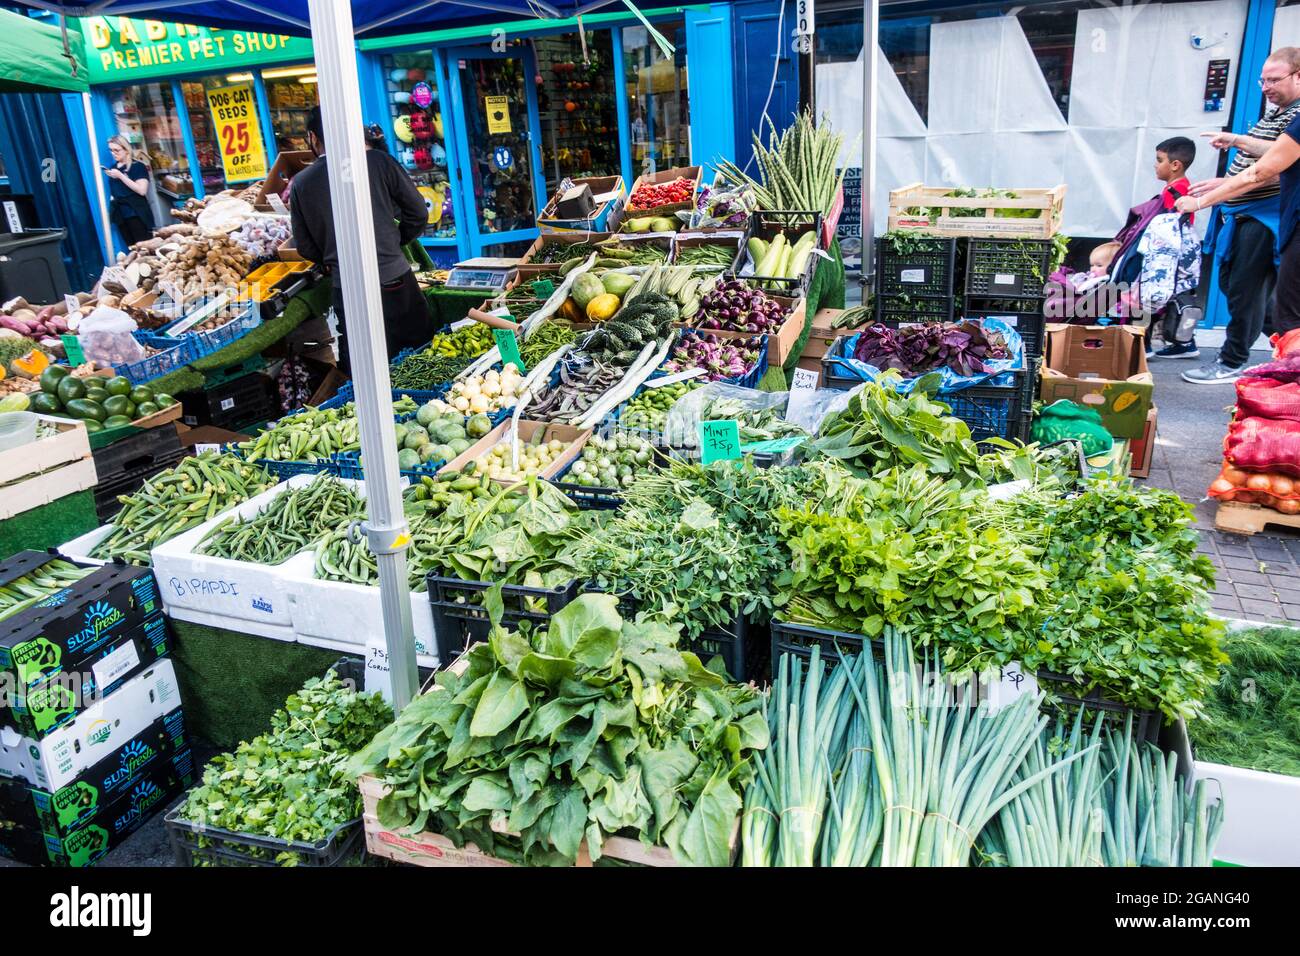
[349,593,768,865]
[179,672,394,863]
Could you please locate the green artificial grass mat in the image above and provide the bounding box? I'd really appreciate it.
[425,286,492,330]
[0,489,99,560]
[169,618,348,750]
[1191,623,1300,777]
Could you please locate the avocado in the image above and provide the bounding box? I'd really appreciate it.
[39,365,69,394]
[29,392,61,415]
[56,376,86,405]
[134,401,159,418]
[152,392,175,408]
[82,419,103,433]
[104,376,133,397]
[63,398,106,422]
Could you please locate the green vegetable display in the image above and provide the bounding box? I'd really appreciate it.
[619,380,702,432]
[716,109,851,219]
[27,370,175,425]
[177,670,392,866]
[0,558,93,623]
[580,291,678,366]
[91,453,277,564]
[593,237,669,265]
[519,319,577,368]
[237,398,417,463]
[674,243,735,267]
[390,353,475,390]
[561,431,659,489]
[349,593,768,866]
[198,475,365,565]
[1192,624,1300,777]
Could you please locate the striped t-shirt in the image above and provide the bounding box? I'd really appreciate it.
[1226,98,1300,205]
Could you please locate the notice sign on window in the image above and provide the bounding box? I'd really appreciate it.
[485,95,512,134]
[207,83,268,182]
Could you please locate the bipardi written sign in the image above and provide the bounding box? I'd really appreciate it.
[81,16,313,84]
[207,84,268,183]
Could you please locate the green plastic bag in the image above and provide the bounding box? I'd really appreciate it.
[1032,400,1114,457]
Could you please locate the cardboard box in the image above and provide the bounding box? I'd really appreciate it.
[670,231,743,269]
[438,420,592,486]
[1128,406,1157,478]
[0,659,182,790]
[555,184,597,220]
[538,175,625,234]
[626,165,702,218]
[0,747,192,867]
[0,554,163,692]
[799,307,871,362]
[1086,439,1131,478]
[3,616,169,739]
[1040,324,1154,439]
[516,232,611,277]
[0,736,191,836]
[677,293,806,367]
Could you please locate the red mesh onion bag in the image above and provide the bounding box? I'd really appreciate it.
[1235,377,1300,422]
[1273,328,1300,358]
[1225,416,1300,477]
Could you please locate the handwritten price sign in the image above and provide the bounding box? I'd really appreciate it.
[206,83,268,183]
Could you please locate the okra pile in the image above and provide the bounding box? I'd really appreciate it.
[91,453,278,565]
[0,558,93,623]
[198,475,365,566]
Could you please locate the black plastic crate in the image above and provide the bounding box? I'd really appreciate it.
[90,422,183,484]
[328,657,435,693]
[771,619,880,666]
[1034,669,1162,745]
[584,585,762,682]
[164,807,364,867]
[874,236,957,297]
[93,446,187,522]
[875,293,955,325]
[179,371,279,431]
[963,307,1047,363]
[938,375,1028,443]
[427,575,578,664]
[737,209,824,293]
[964,238,1052,298]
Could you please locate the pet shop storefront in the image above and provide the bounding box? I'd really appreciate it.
[76,7,735,264]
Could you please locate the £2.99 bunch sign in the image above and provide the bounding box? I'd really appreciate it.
[206,83,268,183]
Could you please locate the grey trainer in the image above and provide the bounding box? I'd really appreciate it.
[1181,360,1246,385]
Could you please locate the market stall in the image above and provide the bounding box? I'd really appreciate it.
[1,0,1290,876]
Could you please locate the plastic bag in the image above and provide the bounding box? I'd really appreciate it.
[1031,400,1114,457]
[1235,377,1300,422]
[685,182,758,229]
[1224,415,1300,477]
[1207,459,1300,513]
[77,306,147,367]
[663,382,808,454]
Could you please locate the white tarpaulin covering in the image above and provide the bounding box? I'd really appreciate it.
[817,1,1249,237]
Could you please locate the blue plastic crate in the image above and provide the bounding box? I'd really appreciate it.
[159,300,260,360]
[115,333,195,384]
[257,459,342,481]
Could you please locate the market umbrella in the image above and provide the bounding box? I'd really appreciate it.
[15,0,635,710]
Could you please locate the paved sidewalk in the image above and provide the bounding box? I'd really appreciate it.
[1142,343,1300,623]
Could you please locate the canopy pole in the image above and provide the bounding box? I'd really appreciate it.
[307,0,419,709]
[861,0,878,283]
[81,92,114,265]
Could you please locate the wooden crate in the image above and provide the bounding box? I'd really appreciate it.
[886,182,1066,239]
[1,457,98,520]
[0,414,90,485]
[359,774,736,867]
[1214,499,1300,536]
[515,232,611,276]
[437,419,592,486]
[798,307,871,362]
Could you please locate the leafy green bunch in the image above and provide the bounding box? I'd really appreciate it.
[349,593,768,866]
[775,466,1049,652]
[574,458,840,637]
[179,672,393,864]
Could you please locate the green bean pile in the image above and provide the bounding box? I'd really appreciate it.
[674,243,736,267]
[389,353,475,390]
[92,454,277,565]
[520,319,578,369]
[536,240,600,264]
[0,559,93,623]
[198,476,365,566]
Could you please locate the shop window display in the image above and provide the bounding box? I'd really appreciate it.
[263,64,320,152]
[622,23,690,175]
[384,51,456,240]
[112,82,192,216]
[457,51,537,235]
[180,77,230,194]
[534,33,620,191]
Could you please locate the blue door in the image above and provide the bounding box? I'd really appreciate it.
[444,44,546,257]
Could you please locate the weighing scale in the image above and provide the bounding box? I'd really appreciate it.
[444,257,519,293]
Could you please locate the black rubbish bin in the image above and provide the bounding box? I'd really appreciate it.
[0,228,71,303]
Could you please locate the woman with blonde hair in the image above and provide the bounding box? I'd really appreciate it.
[104,134,154,246]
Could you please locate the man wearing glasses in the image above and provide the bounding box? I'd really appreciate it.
[1181,49,1300,384]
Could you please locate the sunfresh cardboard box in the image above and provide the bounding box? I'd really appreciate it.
[3,615,169,739]
[0,553,162,692]
[0,659,183,791]
[0,751,192,867]
[1040,324,1153,439]
[0,745,192,846]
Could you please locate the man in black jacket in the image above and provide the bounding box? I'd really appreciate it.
[290,106,433,372]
